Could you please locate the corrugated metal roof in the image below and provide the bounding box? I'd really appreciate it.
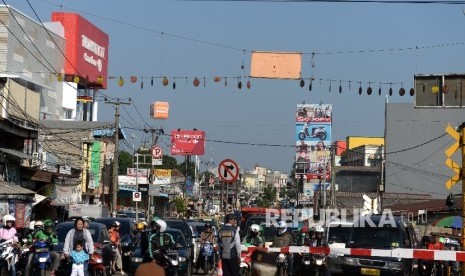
[0,181,35,195]
[0,147,32,159]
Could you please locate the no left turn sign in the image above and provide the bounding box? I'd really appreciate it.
[218,159,240,183]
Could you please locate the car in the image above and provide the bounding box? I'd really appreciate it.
[326,220,353,275]
[129,228,193,276]
[343,215,418,276]
[94,217,137,270]
[164,219,195,264]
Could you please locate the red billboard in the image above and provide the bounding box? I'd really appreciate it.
[171,130,205,155]
[52,12,109,89]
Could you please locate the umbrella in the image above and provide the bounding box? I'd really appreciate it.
[434,216,462,229]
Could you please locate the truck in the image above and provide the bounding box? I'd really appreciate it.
[68,204,109,219]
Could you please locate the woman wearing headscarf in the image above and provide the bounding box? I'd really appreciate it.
[63,217,94,275]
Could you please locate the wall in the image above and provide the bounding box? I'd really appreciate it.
[347,136,384,149]
[385,103,463,198]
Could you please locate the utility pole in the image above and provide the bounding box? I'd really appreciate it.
[380,95,389,213]
[330,145,336,208]
[105,98,130,216]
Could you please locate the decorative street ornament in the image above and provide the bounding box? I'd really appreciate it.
[141,77,144,89]
[97,76,104,85]
[246,80,251,89]
[432,84,439,94]
[389,83,393,96]
[443,85,449,94]
[214,76,221,82]
[130,76,138,83]
[409,88,415,96]
[399,84,405,96]
[300,79,305,88]
[367,83,372,95]
[309,79,312,91]
[238,78,242,89]
[173,78,176,90]
[339,81,342,93]
[118,77,124,87]
[73,75,80,84]
[193,77,200,87]
[151,77,154,86]
[224,77,228,87]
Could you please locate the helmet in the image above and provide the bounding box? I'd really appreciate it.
[152,219,167,233]
[300,227,309,234]
[250,224,260,234]
[205,222,212,229]
[3,215,15,223]
[34,220,43,230]
[314,226,324,233]
[43,219,54,229]
[29,221,36,231]
[277,221,287,235]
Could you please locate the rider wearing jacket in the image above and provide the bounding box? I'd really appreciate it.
[195,223,216,273]
[147,218,175,262]
[311,226,327,247]
[26,219,60,276]
[0,215,18,276]
[273,221,294,276]
[243,224,264,247]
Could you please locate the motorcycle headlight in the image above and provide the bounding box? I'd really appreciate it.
[178,257,186,263]
[278,253,286,261]
[304,260,311,265]
[345,257,358,266]
[171,259,179,266]
[131,257,143,263]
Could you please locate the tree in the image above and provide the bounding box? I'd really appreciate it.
[118,151,133,174]
[171,196,187,215]
[257,185,277,207]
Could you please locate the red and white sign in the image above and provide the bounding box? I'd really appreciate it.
[52,12,109,89]
[218,159,240,183]
[170,130,206,156]
[152,146,163,159]
[133,192,141,202]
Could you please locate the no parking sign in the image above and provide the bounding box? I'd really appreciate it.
[133,192,142,202]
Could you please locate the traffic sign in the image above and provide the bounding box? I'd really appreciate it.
[218,159,240,183]
[133,192,142,202]
[444,124,463,189]
[152,146,163,159]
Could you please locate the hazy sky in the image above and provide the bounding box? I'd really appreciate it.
[11,0,465,173]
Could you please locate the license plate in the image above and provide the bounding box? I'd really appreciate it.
[361,268,380,276]
[39,257,47,263]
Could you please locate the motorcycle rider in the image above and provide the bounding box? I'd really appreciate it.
[0,215,18,276]
[311,226,327,247]
[243,224,265,247]
[108,221,125,275]
[147,218,175,263]
[26,219,60,276]
[272,221,294,276]
[195,222,216,274]
[26,220,43,244]
[296,227,311,246]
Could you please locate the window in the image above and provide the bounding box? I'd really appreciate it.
[63,108,73,119]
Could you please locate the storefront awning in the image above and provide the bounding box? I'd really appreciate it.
[0,147,32,160]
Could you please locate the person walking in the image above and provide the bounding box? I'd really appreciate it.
[109,221,126,275]
[218,213,241,276]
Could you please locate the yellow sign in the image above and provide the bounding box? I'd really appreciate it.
[445,125,460,157]
[154,169,171,178]
[444,124,462,189]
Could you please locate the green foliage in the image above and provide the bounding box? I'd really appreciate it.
[178,158,195,177]
[257,185,277,207]
[171,197,187,215]
[118,151,133,174]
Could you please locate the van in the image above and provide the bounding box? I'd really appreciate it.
[343,214,418,276]
[326,220,353,275]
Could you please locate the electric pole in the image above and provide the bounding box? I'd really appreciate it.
[105,98,130,216]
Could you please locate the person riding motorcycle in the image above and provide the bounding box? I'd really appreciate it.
[0,215,18,276]
[296,227,311,246]
[195,222,216,274]
[243,224,265,247]
[311,226,326,247]
[25,219,60,276]
[27,220,43,244]
[147,218,175,263]
[273,221,294,276]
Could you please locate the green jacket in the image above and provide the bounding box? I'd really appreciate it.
[148,232,175,259]
[33,230,58,245]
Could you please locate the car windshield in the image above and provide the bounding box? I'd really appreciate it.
[55,224,99,242]
[349,226,400,249]
[167,230,187,247]
[166,220,192,239]
[328,226,352,244]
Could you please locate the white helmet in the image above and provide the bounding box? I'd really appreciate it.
[34,220,43,229]
[29,221,36,230]
[155,219,167,233]
[250,224,260,234]
[277,221,287,235]
[3,215,15,223]
[314,225,324,233]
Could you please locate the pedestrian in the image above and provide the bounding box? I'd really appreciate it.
[218,213,241,276]
[70,239,89,276]
[109,221,126,275]
[63,217,94,276]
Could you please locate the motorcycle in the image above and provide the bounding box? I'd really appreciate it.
[298,124,327,141]
[154,249,179,276]
[297,253,312,274]
[0,239,16,276]
[28,240,52,276]
[311,253,328,276]
[89,243,111,276]
[276,253,289,276]
[200,241,215,275]
[240,251,252,276]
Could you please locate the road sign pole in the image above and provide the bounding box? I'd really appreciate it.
[135,153,139,222]
[461,126,465,276]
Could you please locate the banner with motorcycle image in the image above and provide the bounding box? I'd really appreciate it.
[295,104,332,184]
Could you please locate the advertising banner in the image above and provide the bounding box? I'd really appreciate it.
[154,169,171,185]
[127,168,149,178]
[90,142,101,188]
[296,104,332,123]
[295,123,331,143]
[52,12,109,88]
[151,102,169,119]
[53,184,81,206]
[250,51,302,79]
[186,176,194,196]
[171,130,206,155]
[118,175,148,185]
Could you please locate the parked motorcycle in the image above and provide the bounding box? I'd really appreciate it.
[240,251,252,276]
[0,239,16,276]
[298,124,327,141]
[276,253,289,276]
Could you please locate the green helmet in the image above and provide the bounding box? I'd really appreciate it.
[43,219,54,229]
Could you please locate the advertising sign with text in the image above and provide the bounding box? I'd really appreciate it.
[171,130,206,155]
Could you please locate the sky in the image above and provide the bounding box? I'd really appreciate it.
[10,0,465,174]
